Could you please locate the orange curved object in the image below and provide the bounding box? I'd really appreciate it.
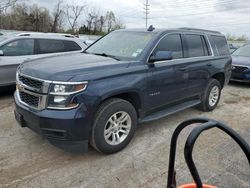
[178,183,217,188]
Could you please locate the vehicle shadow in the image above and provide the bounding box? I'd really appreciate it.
[0,87,15,110]
[0,88,15,99]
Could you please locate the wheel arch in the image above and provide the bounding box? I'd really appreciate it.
[99,91,142,117]
[211,72,225,88]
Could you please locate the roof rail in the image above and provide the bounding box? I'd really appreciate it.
[46,33,76,38]
[16,32,76,38]
[179,27,221,34]
[16,32,43,36]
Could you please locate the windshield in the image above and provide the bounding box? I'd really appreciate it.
[85,31,155,60]
[0,37,7,43]
[232,45,250,57]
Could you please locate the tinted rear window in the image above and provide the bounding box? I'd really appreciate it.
[38,39,81,54]
[210,35,229,56]
[38,39,64,54]
[63,40,81,51]
[186,34,207,57]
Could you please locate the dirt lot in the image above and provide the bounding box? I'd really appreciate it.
[0,83,249,188]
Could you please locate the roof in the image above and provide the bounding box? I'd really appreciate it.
[179,27,221,34]
[0,32,87,49]
[0,33,82,42]
[117,27,222,35]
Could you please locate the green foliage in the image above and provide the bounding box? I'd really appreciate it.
[226,33,248,41]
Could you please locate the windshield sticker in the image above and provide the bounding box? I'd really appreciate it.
[132,52,138,57]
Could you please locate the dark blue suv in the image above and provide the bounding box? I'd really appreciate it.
[14,28,232,154]
[231,44,250,82]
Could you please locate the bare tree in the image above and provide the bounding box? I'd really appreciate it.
[113,19,125,30]
[0,0,21,13]
[29,5,52,32]
[0,1,125,34]
[99,15,106,32]
[7,3,29,30]
[105,11,115,32]
[51,0,64,32]
[66,2,85,34]
[85,8,101,34]
[86,13,94,32]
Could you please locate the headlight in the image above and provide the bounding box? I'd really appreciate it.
[50,82,87,95]
[47,81,88,109]
[54,85,66,93]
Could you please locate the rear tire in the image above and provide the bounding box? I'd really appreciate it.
[90,98,137,154]
[198,79,221,112]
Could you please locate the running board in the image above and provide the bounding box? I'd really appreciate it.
[139,99,201,123]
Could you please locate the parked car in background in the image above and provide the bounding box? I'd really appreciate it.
[230,44,250,83]
[0,33,87,89]
[228,43,238,54]
[14,27,231,154]
[82,39,96,46]
[79,35,101,46]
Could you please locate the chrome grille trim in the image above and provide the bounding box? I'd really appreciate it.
[19,91,39,107]
[16,71,50,110]
[16,71,88,110]
[16,72,51,94]
[16,89,47,111]
[18,75,43,90]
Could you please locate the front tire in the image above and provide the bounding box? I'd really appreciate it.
[198,79,222,112]
[90,98,137,154]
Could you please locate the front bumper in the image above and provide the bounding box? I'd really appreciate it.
[230,71,250,83]
[14,92,92,153]
[230,64,250,83]
[230,78,250,83]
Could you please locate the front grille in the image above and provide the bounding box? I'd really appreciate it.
[232,66,249,73]
[19,91,39,108]
[18,75,43,89]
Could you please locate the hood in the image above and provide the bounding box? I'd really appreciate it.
[232,56,250,67]
[19,53,131,81]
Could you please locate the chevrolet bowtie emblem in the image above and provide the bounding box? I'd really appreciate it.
[16,83,24,91]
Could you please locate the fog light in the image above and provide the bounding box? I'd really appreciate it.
[54,96,67,103]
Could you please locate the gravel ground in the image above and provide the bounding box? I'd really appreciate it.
[0,83,249,188]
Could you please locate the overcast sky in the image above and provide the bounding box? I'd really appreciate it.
[34,0,250,37]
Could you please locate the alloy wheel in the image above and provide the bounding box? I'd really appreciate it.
[104,111,132,145]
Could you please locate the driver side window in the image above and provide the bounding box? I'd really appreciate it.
[0,39,35,56]
[154,34,183,59]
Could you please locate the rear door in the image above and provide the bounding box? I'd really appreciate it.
[0,39,35,86]
[183,34,212,97]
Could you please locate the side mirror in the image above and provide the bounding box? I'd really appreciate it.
[149,51,172,63]
[0,50,3,56]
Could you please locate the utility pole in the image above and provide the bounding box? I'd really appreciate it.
[143,0,149,29]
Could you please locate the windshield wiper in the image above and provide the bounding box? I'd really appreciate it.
[91,53,121,61]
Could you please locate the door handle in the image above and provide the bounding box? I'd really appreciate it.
[178,67,187,71]
[207,63,212,66]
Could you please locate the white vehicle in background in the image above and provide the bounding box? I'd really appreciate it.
[0,33,87,90]
[79,35,101,46]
